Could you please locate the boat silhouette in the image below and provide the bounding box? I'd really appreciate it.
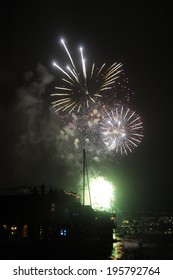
[0,149,116,259]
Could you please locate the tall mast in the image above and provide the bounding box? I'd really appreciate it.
[83,148,86,206]
[82,148,92,207]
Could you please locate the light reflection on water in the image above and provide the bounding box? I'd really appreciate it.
[110,229,124,259]
[110,231,173,260]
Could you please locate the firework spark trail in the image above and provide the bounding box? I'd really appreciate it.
[51,38,124,114]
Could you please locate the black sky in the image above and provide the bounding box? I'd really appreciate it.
[0,1,172,212]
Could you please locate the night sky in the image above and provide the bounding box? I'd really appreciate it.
[0,2,172,212]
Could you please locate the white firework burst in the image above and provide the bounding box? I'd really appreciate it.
[100,104,143,155]
[51,38,123,114]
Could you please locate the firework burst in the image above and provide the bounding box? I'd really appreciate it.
[50,38,144,162]
[51,38,124,115]
[100,104,143,155]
